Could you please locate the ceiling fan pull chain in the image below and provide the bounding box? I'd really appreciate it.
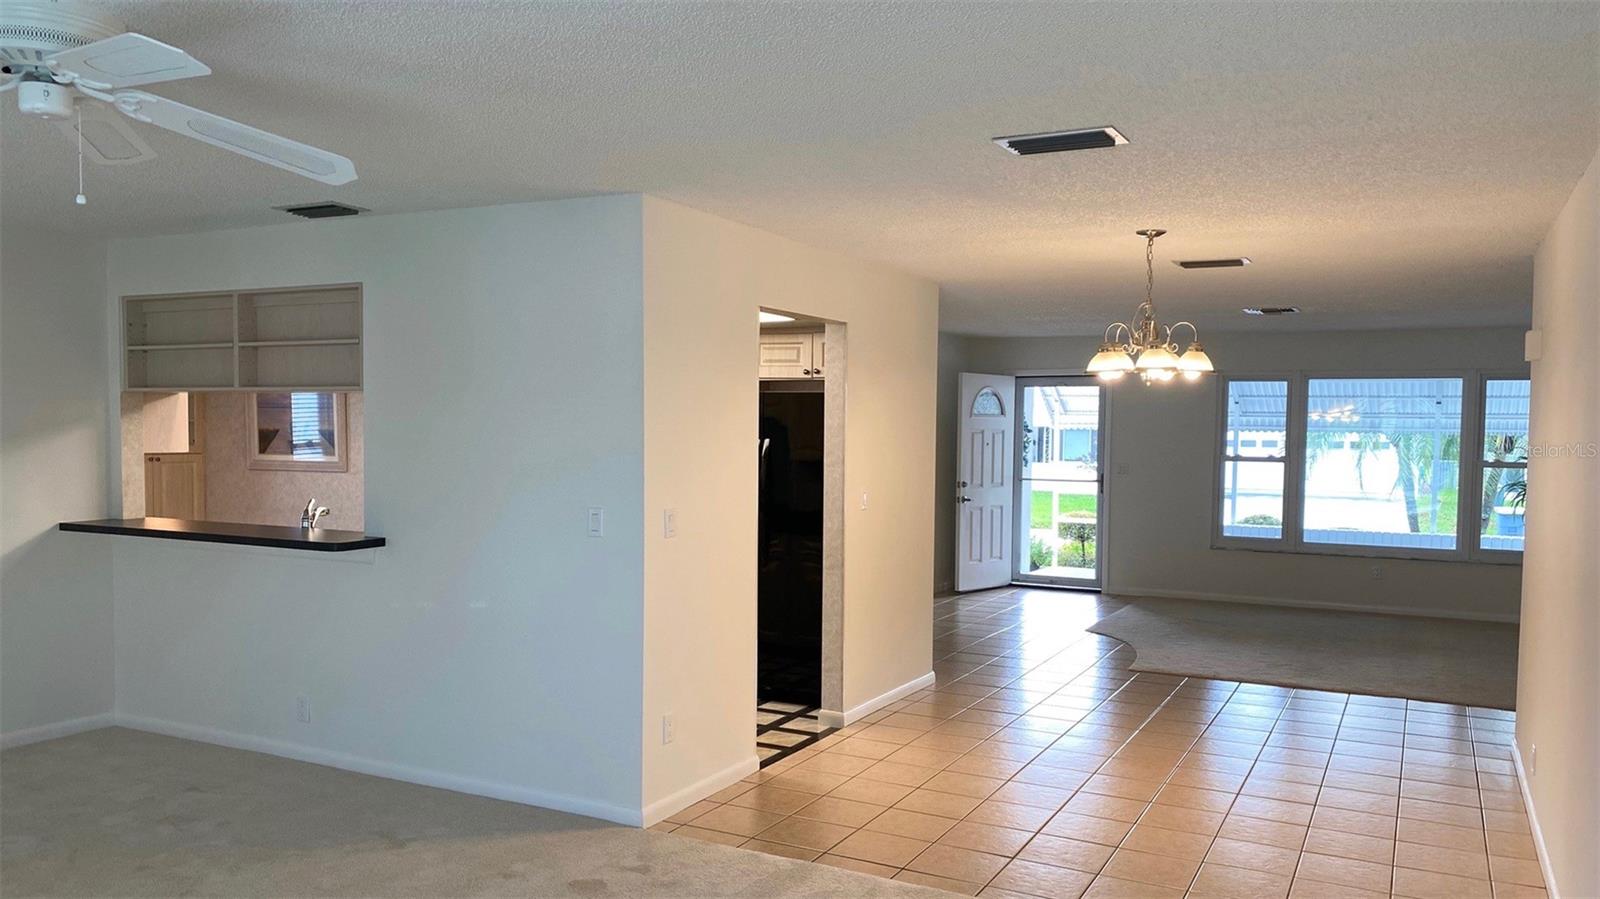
[74,103,86,206]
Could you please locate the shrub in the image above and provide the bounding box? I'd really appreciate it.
[1058,520,1095,567]
[1029,537,1051,571]
[1057,540,1095,568]
[1239,514,1281,526]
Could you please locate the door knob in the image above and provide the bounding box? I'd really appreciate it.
[958,495,973,504]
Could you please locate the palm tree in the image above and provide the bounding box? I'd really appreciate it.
[1306,425,1460,534]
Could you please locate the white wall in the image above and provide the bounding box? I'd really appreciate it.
[948,327,1527,619]
[0,230,115,743]
[103,198,648,822]
[640,197,939,819]
[1517,148,1599,899]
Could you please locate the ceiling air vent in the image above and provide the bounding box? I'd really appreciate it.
[1242,306,1300,316]
[277,201,365,219]
[993,126,1128,156]
[1176,257,1252,269]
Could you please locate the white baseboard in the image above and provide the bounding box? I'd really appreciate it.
[642,754,759,828]
[1511,741,1561,899]
[818,671,936,728]
[1114,587,1519,624]
[114,714,643,826]
[0,713,114,750]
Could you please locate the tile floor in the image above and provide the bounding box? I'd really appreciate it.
[758,702,838,767]
[655,588,1544,899]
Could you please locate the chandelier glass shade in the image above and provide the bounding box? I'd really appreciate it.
[1086,229,1215,384]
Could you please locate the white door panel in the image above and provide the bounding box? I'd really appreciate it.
[956,372,1015,591]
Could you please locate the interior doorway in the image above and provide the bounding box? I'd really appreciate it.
[755,311,843,765]
[1014,377,1106,589]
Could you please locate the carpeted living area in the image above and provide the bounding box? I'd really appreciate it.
[1088,596,1519,710]
[0,728,945,899]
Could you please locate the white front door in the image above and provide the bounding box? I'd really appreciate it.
[956,372,1016,591]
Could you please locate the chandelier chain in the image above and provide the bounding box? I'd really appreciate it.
[1145,231,1155,310]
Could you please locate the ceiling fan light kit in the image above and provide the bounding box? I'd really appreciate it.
[1085,228,1217,384]
[2,0,357,205]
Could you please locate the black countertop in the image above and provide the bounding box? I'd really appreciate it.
[59,517,385,552]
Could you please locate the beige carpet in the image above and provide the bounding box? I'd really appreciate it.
[1088,597,1519,709]
[0,728,945,898]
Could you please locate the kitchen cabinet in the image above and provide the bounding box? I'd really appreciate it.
[145,453,206,520]
[758,330,826,380]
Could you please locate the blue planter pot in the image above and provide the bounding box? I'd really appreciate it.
[1494,508,1526,536]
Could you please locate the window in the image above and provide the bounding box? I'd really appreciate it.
[1215,373,1523,561]
[1303,377,1462,551]
[1478,379,1529,554]
[1220,380,1288,539]
[249,392,348,472]
[971,387,1004,417]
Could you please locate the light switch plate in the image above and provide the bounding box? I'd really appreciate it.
[587,507,604,537]
[663,509,677,539]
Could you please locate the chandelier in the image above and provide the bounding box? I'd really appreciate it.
[1086,229,1214,384]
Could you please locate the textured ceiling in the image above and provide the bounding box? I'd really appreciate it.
[2,1,1597,336]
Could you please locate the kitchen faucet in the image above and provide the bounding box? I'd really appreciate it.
[300,498,331,529]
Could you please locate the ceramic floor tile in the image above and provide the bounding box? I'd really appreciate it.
[754,815,857,852]
[814,853,898,878]
[1302,827,1394,864]
[1203,836,1302,877]
[894,868,984,895]
[1487,854,1545,887]
[673,825,747,846]
[1080,874,1186,899]
[896,787,986,818]
[688,592,1533,899]
[1391,865,1495,899]
[827,777,917,806]
[1100,848,1202,890]
[740,839,822,861]
[828,828,931,867]
[966,799,1056,831]
[1394,838,1490,879]
[1293,852,1392,893]
[906,843,1010,882]
[1188,862,1293,899]
[688,803,787,837]
[1016,833,1116,873]
[864,807,960,841]
[1041,810,1136,847]
[989,858,1097,899]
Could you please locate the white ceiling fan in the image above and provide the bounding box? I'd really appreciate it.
[1,0,356,203]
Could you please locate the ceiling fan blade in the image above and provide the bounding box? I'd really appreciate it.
[56,105,156,165]
[112,91,357,185]
[46,33,211,89]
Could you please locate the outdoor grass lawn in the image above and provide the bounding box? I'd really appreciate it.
[1030,492,1097,528]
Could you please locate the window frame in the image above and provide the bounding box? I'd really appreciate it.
[1468,372,1530,563]
[247,390,349,473]
[1212,374,1299,551]
[1212,370,1521,565]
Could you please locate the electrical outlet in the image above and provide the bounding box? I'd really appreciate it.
[295,696,311,724]
[662,509,677,539]
[661,714,675,745]
[1369,565,1383,580]
[1116,463,1129,476]
[587,507,604,537]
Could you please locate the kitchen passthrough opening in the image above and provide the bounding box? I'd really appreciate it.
[120,390,364,531]
[118,283,365,532]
